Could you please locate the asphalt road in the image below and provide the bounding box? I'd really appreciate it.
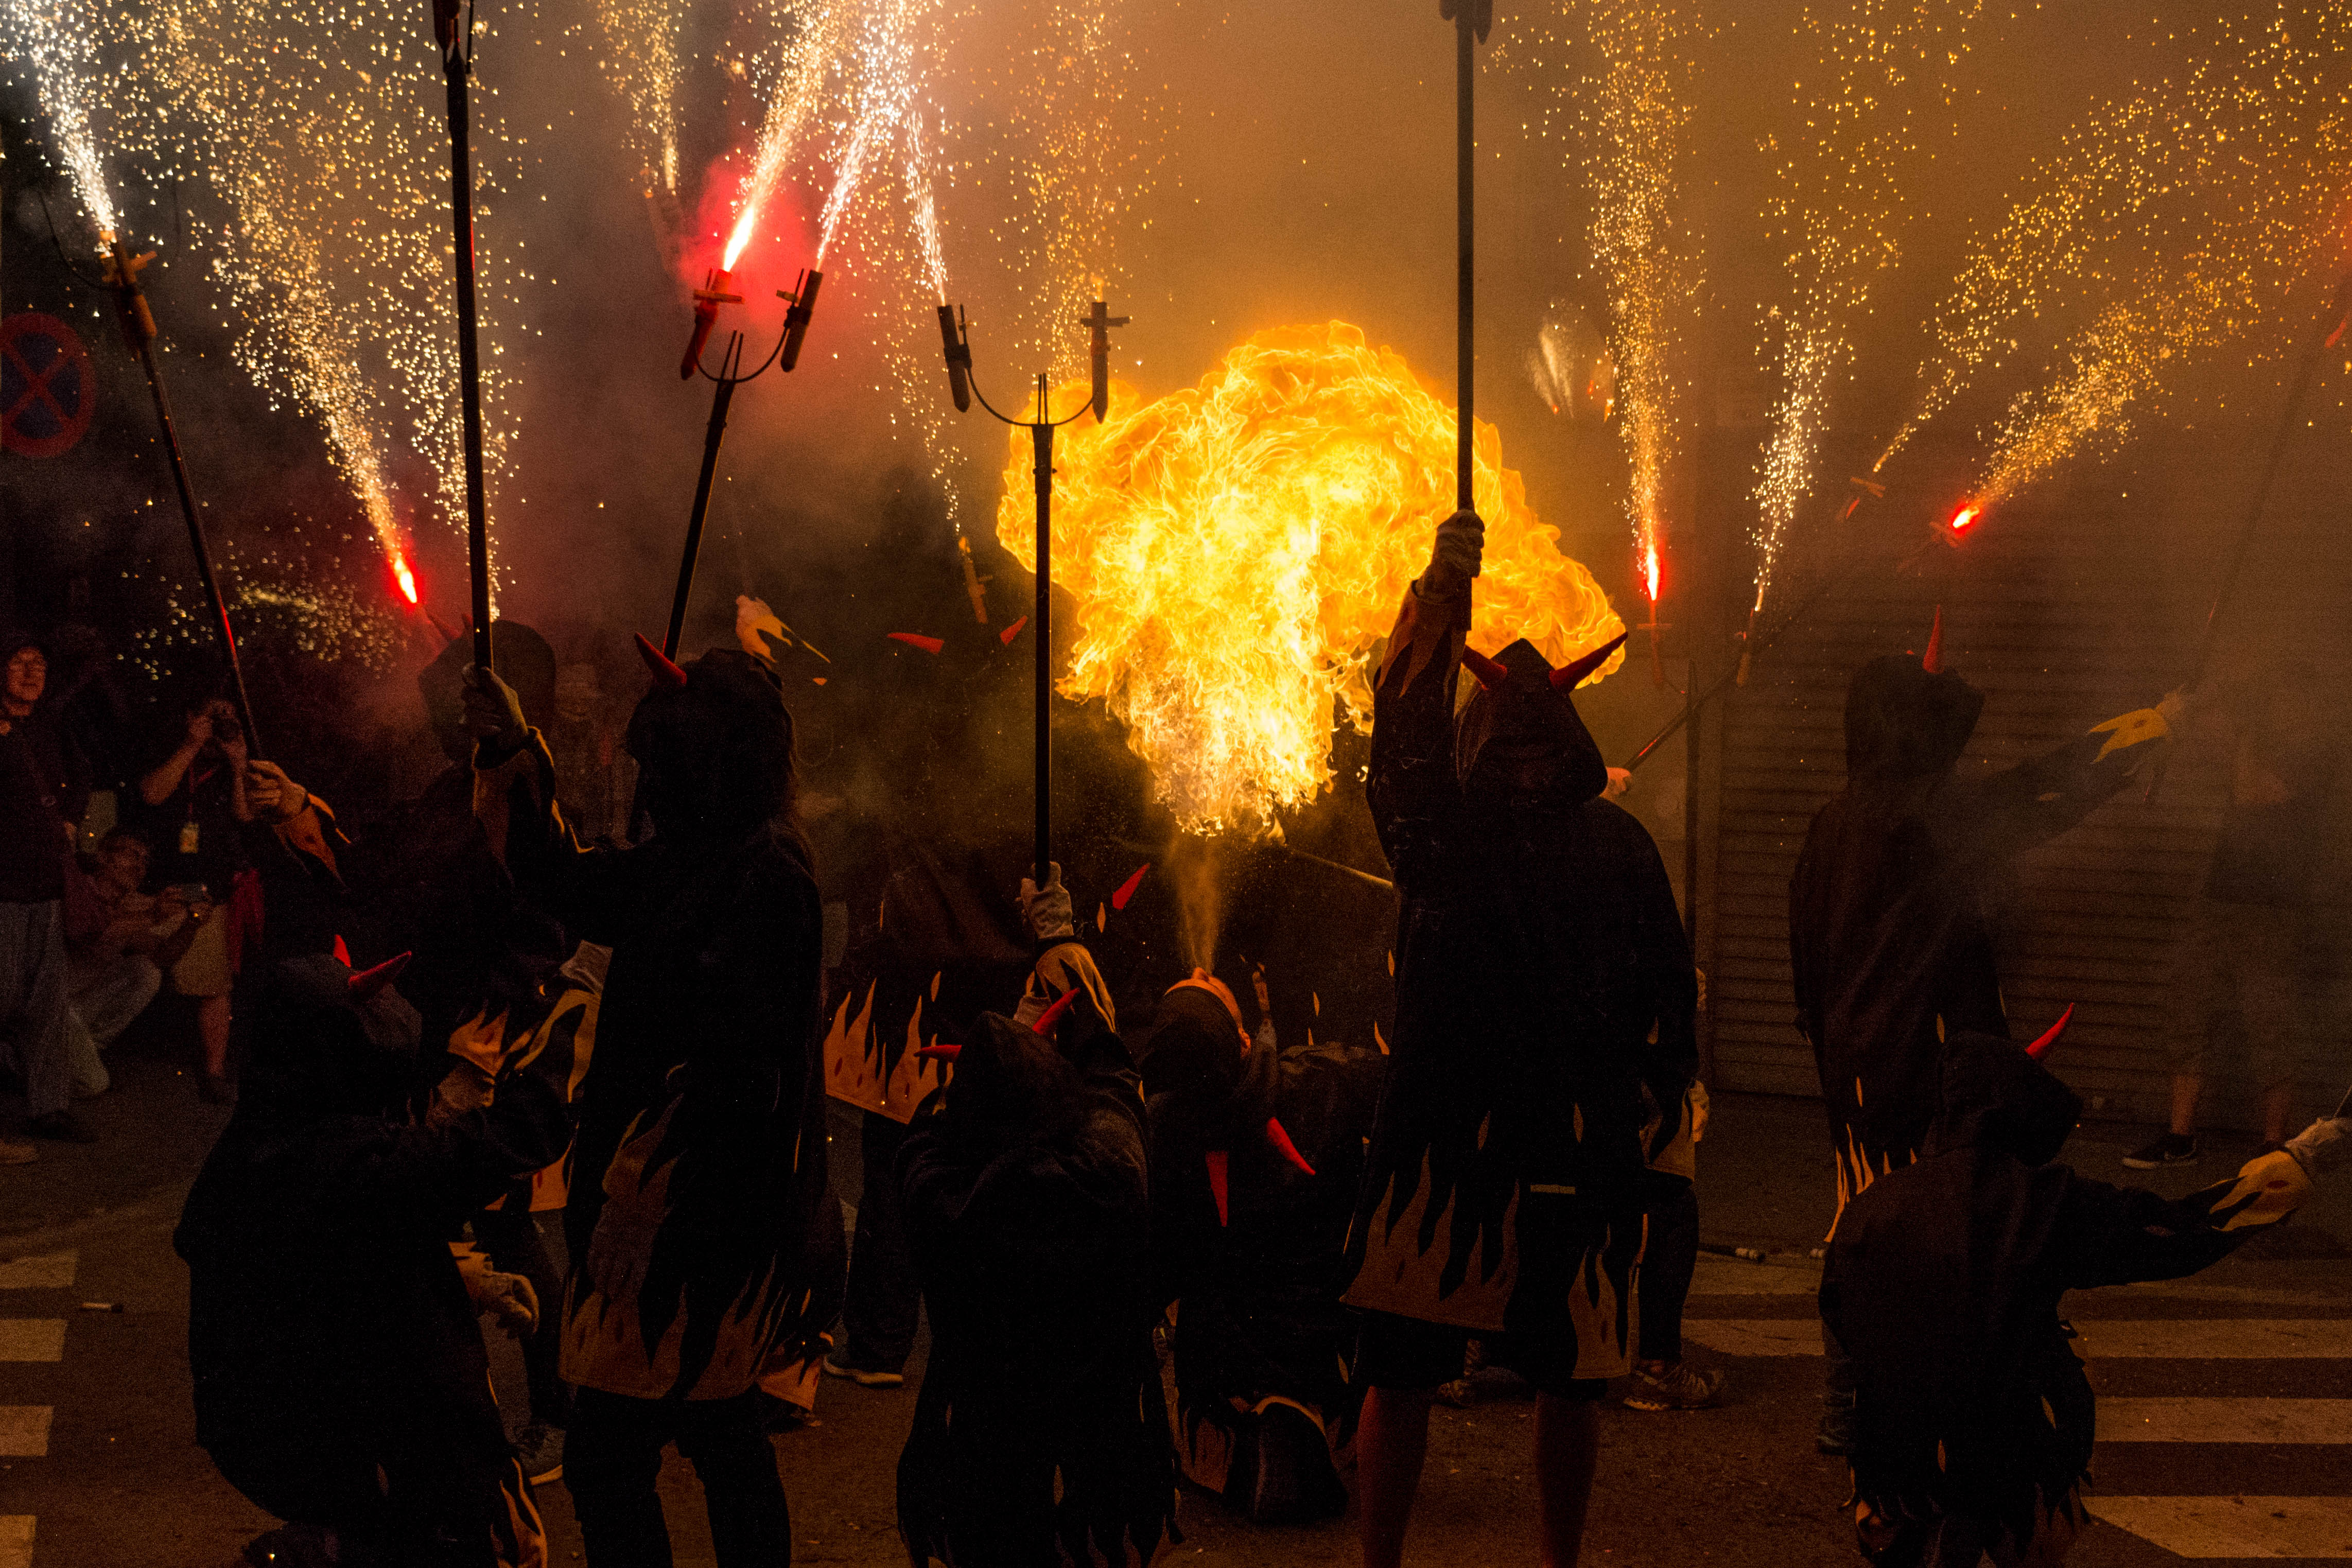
[4,1025,2349,1566]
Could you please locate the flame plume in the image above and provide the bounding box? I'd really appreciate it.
[997,323,1626,832]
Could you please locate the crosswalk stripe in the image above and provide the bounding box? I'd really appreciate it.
[2089,1496,2352,1558]
[0,1515,29,1568]
[2099,1398,2352,1444]
[0,1256,72,1291]
[1683,1319,2352,1360]
[0,1408,50,1458]
[0,1322,62,1364]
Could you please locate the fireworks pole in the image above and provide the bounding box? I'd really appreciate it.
[432,0,494,673]
[1445,0,1490,524]
[102,240,262,754]
[664,271,817,658]
[940,295,1127,884]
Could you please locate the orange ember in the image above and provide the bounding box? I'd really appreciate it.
[998,322,1626,830]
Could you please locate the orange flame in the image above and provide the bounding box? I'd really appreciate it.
[1949,503,1979,533]
[1644,544,1661,603]
[722,198,760,271]
[392,553,419,605]
[997,323,1626,830]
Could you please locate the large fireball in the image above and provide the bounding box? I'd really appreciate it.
[998,321,1625,831]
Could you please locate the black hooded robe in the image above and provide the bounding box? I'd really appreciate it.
[896,1010,1178,1567]
[1790,656,2169,1215]
[1822,1030,2312,1563]
[1343,584,1695,1371]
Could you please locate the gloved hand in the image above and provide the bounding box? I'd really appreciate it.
[461,666,531,755]
[473,1268,541,1338]
[243,759,310,824]
[1602,766,1632,801]
[2156,686,2192,729]
[2284,1116,2350,1178]
[1425,510,1484,595]
[1020,863,1076,942]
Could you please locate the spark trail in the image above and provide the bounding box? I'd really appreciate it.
[1,0,121,242]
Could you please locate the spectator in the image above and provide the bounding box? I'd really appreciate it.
[134,699,255,1104]
[0,630,92,1151]
[60,829,209,1097]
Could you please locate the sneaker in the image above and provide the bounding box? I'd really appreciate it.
[512,1421,564,1486]
[28,1110,97,1144]
[200,1075,238,1107]
[0,1139,34,1166]
[821,1356,904,1387]
[2123,1133,2199,1170]
[1624,1361,1726,1412]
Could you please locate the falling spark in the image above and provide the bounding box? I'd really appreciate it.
[815,0,940,265]
[998,324,1626,831]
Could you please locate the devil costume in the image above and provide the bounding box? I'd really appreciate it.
[1790,626,2175,1214]
[176,949,571,1568]
[1131,978,1383,1523]
[896,1002,1178,1566]
[1822,1021,2322,1566]
[1345,578,1695,1392]
[473,641,835,1567]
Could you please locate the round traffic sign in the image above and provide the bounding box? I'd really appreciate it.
[1,313,97,459]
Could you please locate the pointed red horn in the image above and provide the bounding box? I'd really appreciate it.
[332,935,351,967]
[634,632,689,689]
[425,610,462,647]
[347,952,412,1001]
[1459,647,1510,692]
[914,1042,962,1062]
[2025,1003,2075,1062]
[1922,606,1945,674]
[1263,1116,1316,1177]
[1551,632,1630,690]
[1205,1149,1230,1226]
[1032,985,1082,1036]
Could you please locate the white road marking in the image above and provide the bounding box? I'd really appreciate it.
[0,1255,72,1291]
[0,1408,50,1458]
[0,1516,29,1568]
[1683,1318,2352,1360]
[2099,1398,2352,1444]
[0,1322,62,1363]
[2089,1496,2352,1558]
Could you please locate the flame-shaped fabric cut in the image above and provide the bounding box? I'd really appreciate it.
[998,322,1624,830]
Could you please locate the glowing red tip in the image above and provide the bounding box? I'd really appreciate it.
[1263,1116,1316,1177]
[1459,647,1510,692]
[392,555,419,605]
[1923,606,1945,674]
[998,616,1027,647]
[634,633,688,689]
[888,633,945,654]
[332,935,351,967]
[1205,1149,1229,1226]
[1948,504,1979,534]
[2025,1003,2075,1061]
[347,951,412,1001]
[1112,862,1151,911]
[425,609,462,647]
[1032,986,1082,1036]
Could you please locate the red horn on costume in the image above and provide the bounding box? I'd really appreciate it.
[425,610,462,647]
[1459,647,1510,692]
[1263,1116,1316,1177]
[1923,606,1945,674]
[1550,632,1630,691]
[2025,1003,2075,1062]
[1205,1149,1230,1226]
[332,935,351,967]
[347,952,412,1001]
[914,1042,961,1062]
[1032,986,1082,1036]
[634,632,689,689]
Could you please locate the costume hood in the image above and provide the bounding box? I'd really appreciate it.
[1844,652,1984,779]
[625,645,799,843]
[1923,1029,2081,1168]
[240,952,427,1122]
[1453,635,1620,803]
[1127,978,1284,1150]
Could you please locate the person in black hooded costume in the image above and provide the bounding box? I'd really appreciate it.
[175,940,574,1568]
[464,638,837,1568]
[1127,971,1383,1525]
[1344,511,1697,1568]
[1822,1014,2340,1566]
[894,992,1178,1566]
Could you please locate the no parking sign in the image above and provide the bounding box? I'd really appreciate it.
[1,313,97,458]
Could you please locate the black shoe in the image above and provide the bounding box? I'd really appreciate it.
[29,1109,96,1144]
[2123,1133,2199,1170]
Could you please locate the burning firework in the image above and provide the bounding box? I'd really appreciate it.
[1524,304,1615,420]
[997,322,1626,831]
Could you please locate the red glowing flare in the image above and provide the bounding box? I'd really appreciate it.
[1111,862,1151,911]
[1949,504,1979,534]
[999,616,1027,647]
[888,632,945,654]
[392,554,419,605]
[1643,545,1661,603]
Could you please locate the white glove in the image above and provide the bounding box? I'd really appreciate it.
[1019,863,1076,942]
[1427,510,1484,592]
[2285,1117,2351,1178]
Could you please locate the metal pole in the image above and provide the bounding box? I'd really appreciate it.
[665,339,741,658]
[1033,376,1054,886]
[1681,652,1698,940]
[439,6,493,672]
[2188,272,2352,688]
[1454,1,1474,516]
